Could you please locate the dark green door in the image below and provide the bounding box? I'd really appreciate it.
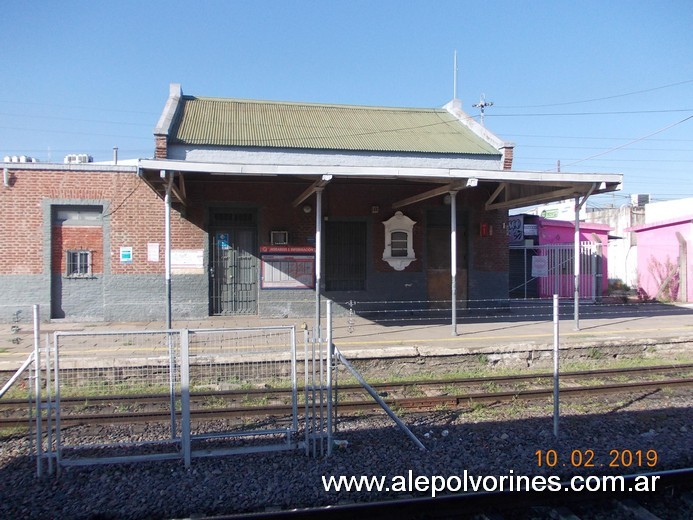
[210,210,258,315]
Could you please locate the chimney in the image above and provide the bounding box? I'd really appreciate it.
[501,145,514,170]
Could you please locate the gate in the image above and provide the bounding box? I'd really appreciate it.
[186,327,298,457]
[210,209,258,315]
[35,326,299,473]
[510,241,603,300]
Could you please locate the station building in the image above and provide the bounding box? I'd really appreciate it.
[0,84,622,322]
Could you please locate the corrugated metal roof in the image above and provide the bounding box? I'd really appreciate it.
[170,96,500,155]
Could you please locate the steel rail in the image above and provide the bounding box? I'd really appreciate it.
[2,363,690,410]
[1,377,690,429]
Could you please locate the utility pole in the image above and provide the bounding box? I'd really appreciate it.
[473,94,494,126]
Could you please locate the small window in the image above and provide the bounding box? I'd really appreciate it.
[66,250,92,277]
[390,231,408,257]
[382,211,416,271]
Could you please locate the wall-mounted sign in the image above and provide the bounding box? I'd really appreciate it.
[523,224,538,237]
[540,208,560,219]
[147,243,160,262]
[532,255,549,277]
[260,245,315,254]
[120,246,133,264]
[261,254,315,289]
[216,233,230,250]
[171,249,204,274]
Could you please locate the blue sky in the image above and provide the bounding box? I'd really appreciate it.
[2,0,691,208]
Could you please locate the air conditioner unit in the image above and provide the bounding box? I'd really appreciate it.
[64,154,93,164]
[630,194,650,207]
[270,231,289,245]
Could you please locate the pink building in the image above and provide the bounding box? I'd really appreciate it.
[509,215,610,299]
[629,216,693,302]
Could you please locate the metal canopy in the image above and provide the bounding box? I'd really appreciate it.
[137,158,622,211]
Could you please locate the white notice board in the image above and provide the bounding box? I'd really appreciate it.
[261,254,315,289]
[532,256,549,277]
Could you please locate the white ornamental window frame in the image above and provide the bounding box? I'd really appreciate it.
[382,211,416,271]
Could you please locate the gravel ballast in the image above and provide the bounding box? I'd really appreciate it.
[1,390,691,519]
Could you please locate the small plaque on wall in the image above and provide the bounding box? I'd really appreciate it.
[120,247,133,264]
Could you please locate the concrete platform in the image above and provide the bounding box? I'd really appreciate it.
[2,301,692,371]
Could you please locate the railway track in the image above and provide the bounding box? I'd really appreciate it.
[1,364,691,429]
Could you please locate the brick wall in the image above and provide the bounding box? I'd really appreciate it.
[502,145,514,170]
[1,166,511,319]
[470,208,510,273]
[155,135,168,159]
[51,226,104,274]
[0,167,205,276]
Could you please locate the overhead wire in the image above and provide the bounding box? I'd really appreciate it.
[493,79,693,109]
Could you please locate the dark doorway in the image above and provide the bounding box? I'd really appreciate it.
[325,220,367,291]
[426,208,468,306]
[209,209,258,315]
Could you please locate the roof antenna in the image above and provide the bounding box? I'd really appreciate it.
[472,93,494,126]
[453,50,458,101]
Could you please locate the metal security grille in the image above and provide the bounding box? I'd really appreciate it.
[210,210,258,315]
[325,221,367,291]
[509,242,603,300]
[65,251,91,277]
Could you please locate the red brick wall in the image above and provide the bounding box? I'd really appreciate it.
[51,226,104,274]
[0,168,205,275]
[1,168,509,278]
[502,145,514,170]
[462,187,509,272]
[0,169,44,274]
[155,135,168,159]
[323,182,427,273]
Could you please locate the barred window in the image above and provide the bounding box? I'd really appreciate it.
[390,231,409,257]
[66,250,92,277]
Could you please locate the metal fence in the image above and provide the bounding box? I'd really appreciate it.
[186,327,298,458]
[36,326,299,474]
[510,241,604,300]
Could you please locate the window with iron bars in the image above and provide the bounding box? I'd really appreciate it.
[66,250,92,277]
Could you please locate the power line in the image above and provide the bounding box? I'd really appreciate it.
[559,114,693,169]
[488,108,693,117]
[0,126,152,140]
[519,144,693,152]
[0,99,158,116]
[495,79,693,109]
[0,112,152,127]
[501,133,693,143]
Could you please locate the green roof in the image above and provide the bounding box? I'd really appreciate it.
[169,96,500,155]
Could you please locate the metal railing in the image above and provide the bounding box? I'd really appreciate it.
[36,325,300,475]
